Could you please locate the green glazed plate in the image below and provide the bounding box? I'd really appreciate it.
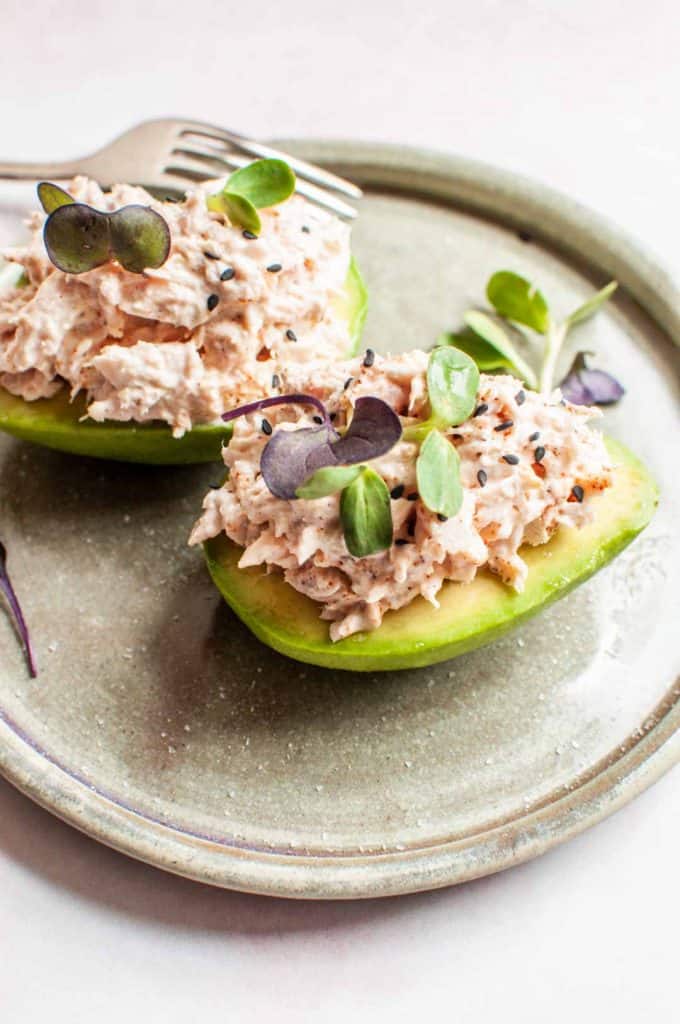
[0,142,677,898]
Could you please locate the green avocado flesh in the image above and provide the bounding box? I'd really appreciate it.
[203,438,658,672]
[0,259,368,464]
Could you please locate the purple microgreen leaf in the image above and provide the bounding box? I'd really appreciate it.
[0,541,37,678]
[559,352,625,406]
[108,205,171,273]
[221,392,332,427]
[331,396,403,463]
[37,181,75,215]
[261,425,338,500]
[43,201,172,275]
[43,203,111,274]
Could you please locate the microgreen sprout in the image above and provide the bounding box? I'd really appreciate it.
[221,393,401,554]
[207,159,296,234]
[0,540,37,678]
[38,183,171,275]
[447,270,620,400]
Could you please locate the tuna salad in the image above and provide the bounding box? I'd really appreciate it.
[190,349,613,641]
[0,176,353,436]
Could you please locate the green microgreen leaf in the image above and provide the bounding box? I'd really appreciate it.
[207,190,261,235]
[296,464,362,500]
[460,311,538,388]
[226,158,296,209]
[565,281,618,327]
[340,466,393,557]
[37,181,75,215]
[108,205,171,273]
[487,270,550,334]
[416,429,463,519]
[438,328,510,373]
[426,346,480,428]
[43,204,111,274]
[207,158,296,231]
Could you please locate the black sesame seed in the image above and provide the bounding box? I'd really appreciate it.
[494,420,514,432]
[271,374,281,389]
[529,431,540,442]
[312,415,323,425]
[503,454,520,465]
[261,419,273,436]
[207,293,219,311]
[266,263,282,273]
[301,225,310,233]
[242,230,257,240]
[329,412,338,422]
[343,377,354,390]
[534,446,546,463]
[518,229,533,243]
[363,348,375,368]
[390,484,405,500]
[406,492,419,501]
[395,538,409,546]
[220,266,235,281]
[477,469,487,487]
[473,403,488,417]
[285,328,297,342]
[572,485,584,503]
[203,250,219,260]
[437,513,448,522]
[515,390,526,405]
[208,483,221,489]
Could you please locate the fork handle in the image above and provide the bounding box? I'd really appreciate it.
[0,160,82,181]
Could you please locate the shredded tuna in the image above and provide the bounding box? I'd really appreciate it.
[0,176,352,436]
[190,351,613,640]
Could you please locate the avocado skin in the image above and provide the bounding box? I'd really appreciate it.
[203,438,658,672]
[0,258,368,465]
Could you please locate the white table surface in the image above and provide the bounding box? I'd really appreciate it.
[1,1,678,1019]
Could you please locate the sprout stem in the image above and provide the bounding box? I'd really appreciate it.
[539,319,569,394]
[221,393,332,429]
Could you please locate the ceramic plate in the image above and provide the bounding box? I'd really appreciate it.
[0,142,678,899]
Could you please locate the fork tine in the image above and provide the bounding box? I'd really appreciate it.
[177,121,363,200]
[169,147,358,220]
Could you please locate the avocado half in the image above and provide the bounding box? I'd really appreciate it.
[0,258,368,464]
[203,438,658,672]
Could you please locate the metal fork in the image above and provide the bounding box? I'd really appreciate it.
[0,118,362,219]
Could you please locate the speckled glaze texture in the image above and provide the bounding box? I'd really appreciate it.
[0,142,678,898]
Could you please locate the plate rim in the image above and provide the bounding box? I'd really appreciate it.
[1,139,678,899]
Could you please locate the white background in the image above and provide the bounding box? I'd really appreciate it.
[1,1,678,1019]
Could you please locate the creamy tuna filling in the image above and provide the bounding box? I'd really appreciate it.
[0,176,352,436]
[190,351,613,641]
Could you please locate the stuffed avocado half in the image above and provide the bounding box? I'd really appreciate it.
[203,437,656,672]
[0,259,367,464]
[191,344,657,672]
[0,164,366,464]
